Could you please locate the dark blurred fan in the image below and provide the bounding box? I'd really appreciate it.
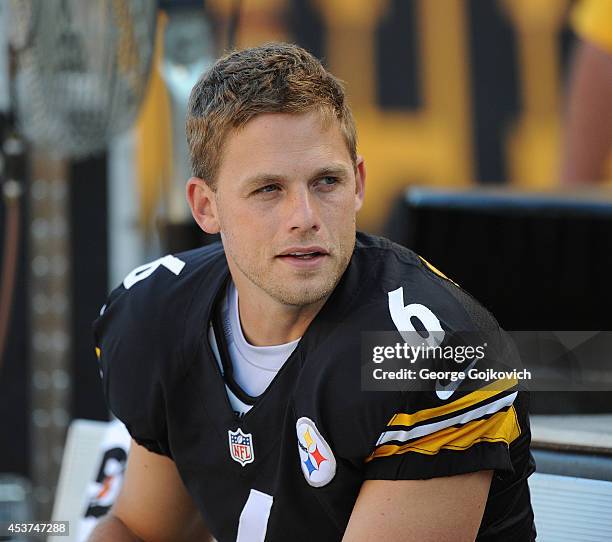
[9,0,157,158]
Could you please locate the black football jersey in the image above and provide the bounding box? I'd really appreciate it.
[93,232,536,541]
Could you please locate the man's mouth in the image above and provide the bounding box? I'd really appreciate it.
[278,246,329,258]
[277,246,329,265]
[281,251,323,260]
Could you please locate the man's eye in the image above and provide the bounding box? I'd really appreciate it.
[256,184,279,194]
[316,176,339,188]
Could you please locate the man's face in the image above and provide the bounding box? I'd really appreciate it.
[199,111,365,307]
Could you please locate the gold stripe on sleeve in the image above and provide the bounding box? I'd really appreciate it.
[366,405,521,461]
[387,378,518,429]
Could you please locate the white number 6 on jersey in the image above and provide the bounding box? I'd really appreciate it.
[388,286,445,347]
[123,255,185,290]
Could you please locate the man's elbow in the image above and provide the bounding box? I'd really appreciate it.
[87,513,142,542]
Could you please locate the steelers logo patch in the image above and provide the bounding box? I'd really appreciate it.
[296,417,336,487]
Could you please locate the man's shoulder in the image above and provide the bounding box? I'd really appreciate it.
[347,232,500,336]
[121,242,226,299]
[101,242,225,321]
[93,242,227,373]
[353,231,420,268]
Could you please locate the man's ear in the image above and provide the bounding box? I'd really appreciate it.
[354,156,366,212]
[186,177,220,234]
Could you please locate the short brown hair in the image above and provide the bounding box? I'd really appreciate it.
[186,42,357,188]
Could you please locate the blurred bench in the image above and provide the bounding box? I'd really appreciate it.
[530,414,612,541]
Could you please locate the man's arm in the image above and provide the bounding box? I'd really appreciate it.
[342,470,493,542]
[88,439,211,542]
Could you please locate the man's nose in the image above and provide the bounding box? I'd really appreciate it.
[286,187,320,232]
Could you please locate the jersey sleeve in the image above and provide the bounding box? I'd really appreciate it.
[363,260,528,481]
[92,246,227,459]
[315,333,527,483]
[93,280,176,458]
[363,375,525,481]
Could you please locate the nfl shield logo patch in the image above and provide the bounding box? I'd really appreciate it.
[228,428,255,467]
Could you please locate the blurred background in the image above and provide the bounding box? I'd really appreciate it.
[1,0,612,537]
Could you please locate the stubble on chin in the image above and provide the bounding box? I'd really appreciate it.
[223,226,356,308]
[272,238,356,306]
[230,248,351,308]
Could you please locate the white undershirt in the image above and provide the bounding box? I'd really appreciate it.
[208,281,300,417]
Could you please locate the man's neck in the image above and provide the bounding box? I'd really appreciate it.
[232,280,327,347]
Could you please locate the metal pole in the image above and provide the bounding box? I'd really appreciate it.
[28,151,72,520]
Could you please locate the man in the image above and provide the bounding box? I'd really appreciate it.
[561,0,612,185]
[90,43,535,541]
